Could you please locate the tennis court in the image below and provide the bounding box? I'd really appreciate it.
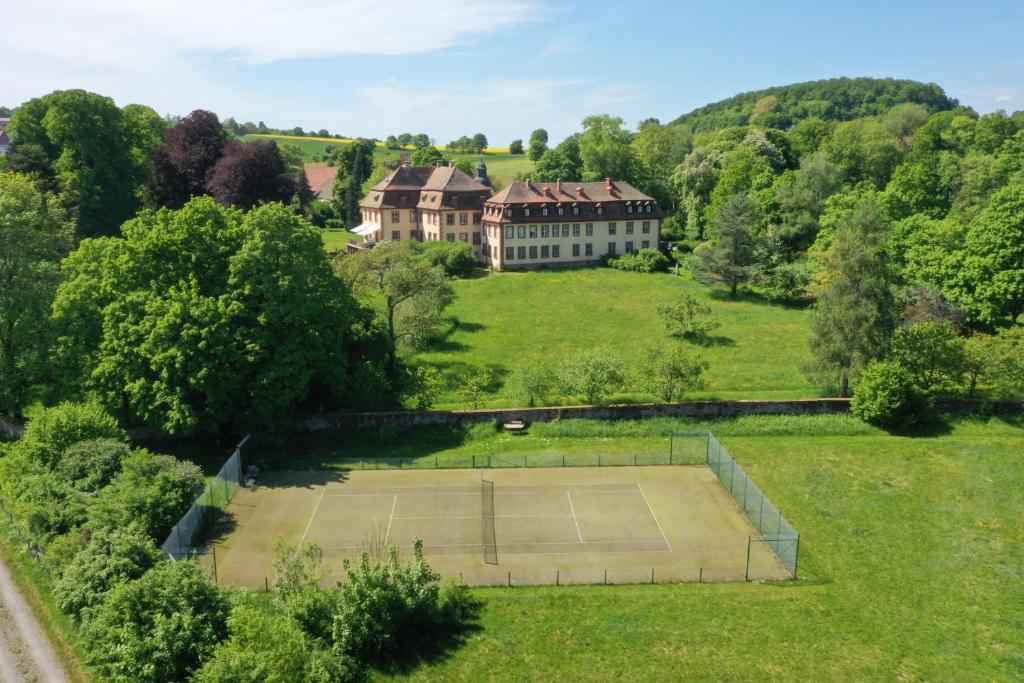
[210,465,791,587]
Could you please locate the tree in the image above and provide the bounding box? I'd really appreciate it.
[889,322,966,394]
[657,294,720,339]
[851,360,933,428]
[977,327,1024,399]
[83,560,230,683]
[55,437,131,492]
[528,149,581,182]
[0,172,73,415]
[558,348,625,405]
[338,240,452,377]
[960,185,1024,323]
[146,109,229,208]
[636,343,708,403]
[457,370,492,408]
[416,240,476,278]
[528,128,549,161]
[9,401,126,470]
[509,139,524,155]
[808,198,899,396]
[471,133,488,152]
[579,115,637,182]
[206,139,300,209]
[824,118,904,188]
[774,152,842,253]
[671,148,722,239]
[411,146,444,167]
[697,194,758,296]
[506,361,554,407]
[8,90,155,236]
[54,525,163,622]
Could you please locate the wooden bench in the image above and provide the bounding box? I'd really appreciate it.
[503,420,527,435]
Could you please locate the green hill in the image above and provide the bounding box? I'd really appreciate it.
[672,77,957,131]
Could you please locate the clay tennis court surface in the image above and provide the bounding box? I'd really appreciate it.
[210,466,789,587]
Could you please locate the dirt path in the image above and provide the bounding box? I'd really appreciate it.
[0,555,68,682]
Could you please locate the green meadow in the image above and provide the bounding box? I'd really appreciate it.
[414,269,819,409]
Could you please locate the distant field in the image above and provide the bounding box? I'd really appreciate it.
[241,134,532,187]
[414,269,818,408]
[364,416,1024,682]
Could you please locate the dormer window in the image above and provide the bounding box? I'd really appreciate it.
[646,205,652,213]
[597,207,603,216]
[542,208,549,216]
[524,208,531,217]
[558,207,565,216]
[627,205,634,214]
[572,207,579,216]
[400,195,407,205]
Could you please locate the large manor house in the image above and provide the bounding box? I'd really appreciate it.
[353,160,663,269]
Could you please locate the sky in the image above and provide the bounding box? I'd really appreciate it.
[3,0,1023,144]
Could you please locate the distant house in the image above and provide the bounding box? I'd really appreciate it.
[0,118,10,155]
[304,165,336,200]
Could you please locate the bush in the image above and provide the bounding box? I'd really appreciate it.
[83,560,230,683]
[607,248,669,273]
[55,437,131,492]
[88,450,205,539]
[558,348,625,405]
[507,361,555,407]
[15,402,126,469]
[758,261,811,302]
[54,525,163,622]
[417,240,477,278]
[851,361,935,428]
[657,294,720,339]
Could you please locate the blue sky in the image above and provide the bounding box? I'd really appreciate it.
[4,0,1023,144]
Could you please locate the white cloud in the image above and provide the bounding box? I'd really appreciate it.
[0,0,540,112]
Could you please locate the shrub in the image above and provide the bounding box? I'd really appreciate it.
[558,348,625,405]
[55,437,131,492]
[88,450,205,539]
[758,261,811,302]
[889,321,966,395]
[507,361,555,407]
[417,240,477,278]
[401,366,443,411]
[456,370,492,408]
[83,560,230,683]
[607,248,669,273]
[273,540,335,643]
[851,361,934,428]
[54,525,163,622]
[636,343,708,403]
[657,294,720,339]
[15,402,126,469]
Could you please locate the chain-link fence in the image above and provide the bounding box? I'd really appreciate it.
[161,435,250,561]
[704,432,800,577]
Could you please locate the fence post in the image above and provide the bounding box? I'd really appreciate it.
[634,453,637,466]
[793,535,801,579]
[507,571,511,587]
[758,496,765,531]
[699,567,702,583]
[705,432,710,464]
[265,577,269,592]
[556,570,559,586]
[212,546,218,584]
[651,568,655,584]
[598,453,602,467]
[742,476,748,512]
[670,433,674,462]
[562,454,565,467]
[745,537,751,581]
[729,460,736,494]
[604,569,607,585]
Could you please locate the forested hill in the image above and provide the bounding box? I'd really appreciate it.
[672,77,957,132]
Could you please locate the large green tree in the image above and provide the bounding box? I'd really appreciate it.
[0,172,73,415]
[960,185,1024,323]
[697,194,759,296]
[579,115,637,182]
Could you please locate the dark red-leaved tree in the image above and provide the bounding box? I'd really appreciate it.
[146,110,228,208]
[206,139,300,210]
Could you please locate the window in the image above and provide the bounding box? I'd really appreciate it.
[561,225,569,237]
[646,205,652,213]
[607,243,616,255]
[625,241,634,253]
[517,246,526,259]
[642,240,649,249]
[573,224,581,237]
[585,243,593,256]
[452,196,459,207]
[506,246,514,260]
[541,245,550,258]
[410,210,417,222]
[505,226,514,239]
[524,208,531,217]
[573,206,580,215]
[392,231,400,240]
[505,208,512,218]
[552,245,560,258]
[473,233,481,245]
[473,213,481,224]
[518,225,526,239]
[597,207,603,216]
[627,205,634,214]
[558,206,565,216]
[446,233,454,242]
[542,225,550,238]
[586,223,593,236]
[626,222,634,234]
[529,246,538,259]
[529,225,538,238]
[446,214,454,225]
[391,211,400,223]
[572,243,580,257]
[608,222,617,235]
[400,195,407,205]
[460,233,468,242]
[542,208,549,216]
[642,221,651,233]
[460,213,468,225]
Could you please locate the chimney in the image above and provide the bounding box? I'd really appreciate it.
[556,178,562,194]
[605,177,613,192]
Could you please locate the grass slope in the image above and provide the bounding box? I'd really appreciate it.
[415,269,818,408]
[361,416,1024,682]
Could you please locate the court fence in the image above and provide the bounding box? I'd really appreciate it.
[161,435,250,561]
[703,432,800,578]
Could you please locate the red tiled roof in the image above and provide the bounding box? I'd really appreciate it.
[304,165,336,200]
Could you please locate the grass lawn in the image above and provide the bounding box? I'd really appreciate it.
[414,268,818,409]
[242,135,533,187]
[333,415,1023,682]
[320,227,359,252]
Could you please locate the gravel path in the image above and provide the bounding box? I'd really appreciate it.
[0,555,68,682]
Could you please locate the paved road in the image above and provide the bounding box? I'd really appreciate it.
[0,555,68,682]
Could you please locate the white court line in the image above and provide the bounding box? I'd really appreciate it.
[324,492,478,498]
[383,495,398,543]
[636,483,673,552]
[391,514,573,521]
[566,491,584,543]
[298,486,327,549]
[324,539,669,550]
